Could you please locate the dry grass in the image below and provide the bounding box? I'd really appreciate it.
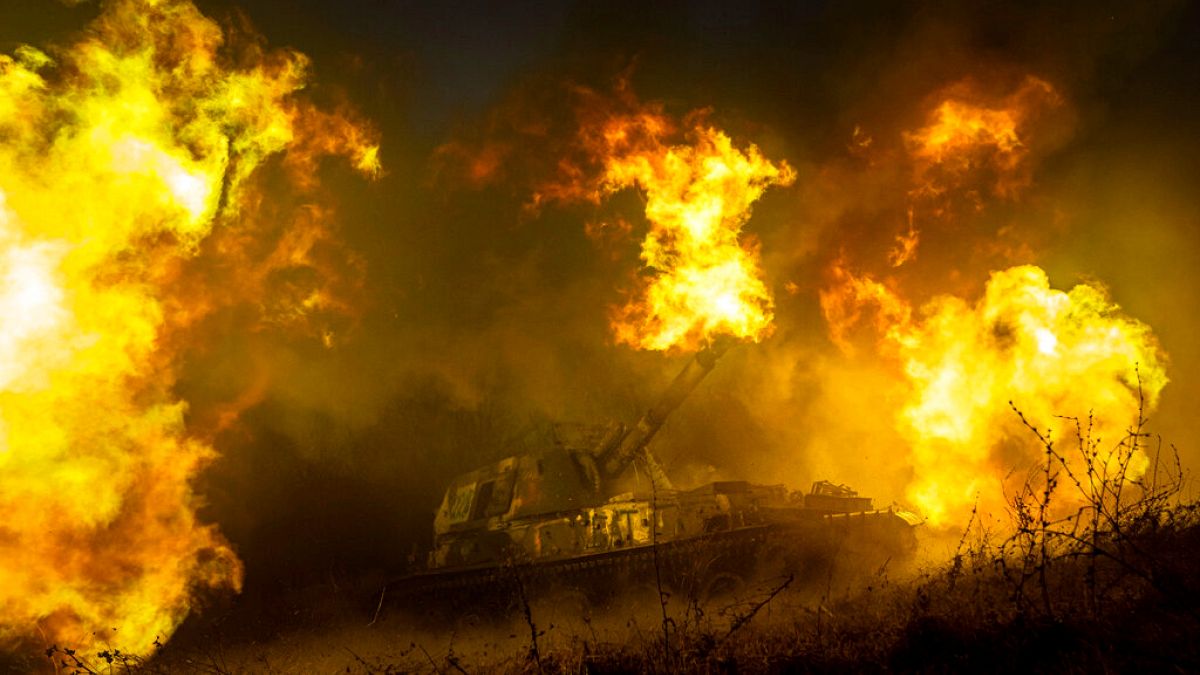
[23,393,1200,674]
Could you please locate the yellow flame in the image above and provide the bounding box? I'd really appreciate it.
[584,113,794,351]
[0,0,377,657]
[900,267,1166,525]
[824,265,1167,527]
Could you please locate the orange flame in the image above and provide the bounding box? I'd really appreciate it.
[0,0,377,657]
[905,76,1059,198]
[819,258,912,356]
[540,101,794,351]
[888,77,1062,267]
[433,81,792,352]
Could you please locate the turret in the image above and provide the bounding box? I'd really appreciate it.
[594,339,731,486]
[430,340,732,564]
[410,338,922,583]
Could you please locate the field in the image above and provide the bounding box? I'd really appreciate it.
[22,509,1198,674]
[27,419,1200,674]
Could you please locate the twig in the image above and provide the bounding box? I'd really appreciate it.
[416,643,443,675]
[715,573,794,649]
[368,585,387,626]
[509,562,542,670]
[343,647,374,673]
[949,499,979,591]
[445,652,469,675]
[646,453,673,662]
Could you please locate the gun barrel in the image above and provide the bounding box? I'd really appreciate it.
[599,340,731,478]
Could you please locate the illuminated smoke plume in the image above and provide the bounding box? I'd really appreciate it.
[905,76,1061,201]
[821,78,1166,527]
[432,69,1168,531]
[0,0,377,656]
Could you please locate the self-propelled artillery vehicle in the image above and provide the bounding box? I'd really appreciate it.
[389,342,920,618]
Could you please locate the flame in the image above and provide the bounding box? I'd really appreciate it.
[0,0,377,657]
[824,264,1167,526]
[899,267,1166,525]
[819,258,912,357]
[905,77,1059,198]
[432,80,792,352]
[541,103,794,351]
[907,98,1022,174]
[817,78,1155,528]
[887,77,1062,267]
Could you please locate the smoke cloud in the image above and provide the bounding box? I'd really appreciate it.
[2,1,1196,652]
[194,0,1199,584]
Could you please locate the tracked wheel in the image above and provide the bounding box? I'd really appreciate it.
[699,571,747,606]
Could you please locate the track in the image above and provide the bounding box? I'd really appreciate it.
[385,509,915,621]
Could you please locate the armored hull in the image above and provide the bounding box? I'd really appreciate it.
[387,344,921,621]
[391,479,919,620]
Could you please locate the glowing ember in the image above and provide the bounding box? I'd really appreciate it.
[0,0,377,657]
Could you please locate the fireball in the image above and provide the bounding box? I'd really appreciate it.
[0,0,377,656]
[822,77,1164,527]
[541,102,794,351]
